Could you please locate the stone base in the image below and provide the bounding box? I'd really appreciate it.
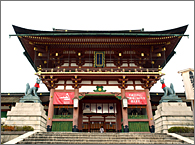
[159,95,182,104]
[4,103,47,132]
[19,95,42,103]
[154,102,194,133]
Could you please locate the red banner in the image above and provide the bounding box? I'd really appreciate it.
[53,92,74,105]
[125,92,147,105]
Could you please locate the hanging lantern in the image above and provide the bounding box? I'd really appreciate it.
[73,98,78,108]
[119,53,122,57]
[162,47,166,51]
[141,53,144,57]
[34,47,38,51]
[157,53,161,57]
[123,98,128,108]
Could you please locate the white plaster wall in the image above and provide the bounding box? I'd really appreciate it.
[71,63,77,66]
[56,81,64,84]
[108,81,118,84]
[79,86,96,92]
[66,80,74,84]
[135,86,144,90]
[103,86,120,92]
[79,86,120,92]
[83,63,93,67]
[55,86,64,90]
[66,86,73,90]
[126,81,133,84]
[81,81,91,84]
[121,63,128,67]
[135,81,141,84]
[130,63,137,67]
[106,63,115,67]
[62,63,69,66]
[93,81,107,84]
[126,86,134,90]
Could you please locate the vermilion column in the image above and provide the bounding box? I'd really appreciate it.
[47,88,55,131]
[78,100,83,132]
[145,88,155,132]
[121,88,129,132]
[72,88,79,132]
[116,101,122,132]
[88,117,90,132]
[103,116,106,132]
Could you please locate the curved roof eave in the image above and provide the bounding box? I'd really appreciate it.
[12,25,188,35]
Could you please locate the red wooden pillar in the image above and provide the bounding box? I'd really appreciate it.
[116,101,122,132]
[78,100,83,132]
[121,88,129,132]
[103,116,106,132]
[88,117,90,132]
[145,88,154,132]
[47,88,54,131]
[73,88,79,132]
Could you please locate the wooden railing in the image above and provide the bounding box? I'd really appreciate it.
[40,67,159,73]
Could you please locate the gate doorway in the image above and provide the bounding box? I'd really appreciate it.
[80,94,122,132]
[82,115,116,132]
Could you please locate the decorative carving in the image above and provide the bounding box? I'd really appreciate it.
[118,76,128,89]
[72,76,81,89]
[94,51,105,68]
[93,86,106,92]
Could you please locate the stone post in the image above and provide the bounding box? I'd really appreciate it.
[121,88,129,132]
[72,88,79,132]
[47,88,54,131]
[145,88,155,133]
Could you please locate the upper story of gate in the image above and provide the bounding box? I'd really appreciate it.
[11,25,188,71]
[11,25,188,90]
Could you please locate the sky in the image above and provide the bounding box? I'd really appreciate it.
[1,1,194,93]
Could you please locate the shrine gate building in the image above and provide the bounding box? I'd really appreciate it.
[10,25,188,132]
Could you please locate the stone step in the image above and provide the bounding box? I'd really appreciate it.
[33,133,169,137]
[22,138,183,142]
[36,132,167,135]
[29,135,176,139]
[17,132,190,144]
[17,141,187,144]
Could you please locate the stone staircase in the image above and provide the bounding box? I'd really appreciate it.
[17,132,190,144]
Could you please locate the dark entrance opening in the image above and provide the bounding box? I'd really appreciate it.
[80,94,121,132]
